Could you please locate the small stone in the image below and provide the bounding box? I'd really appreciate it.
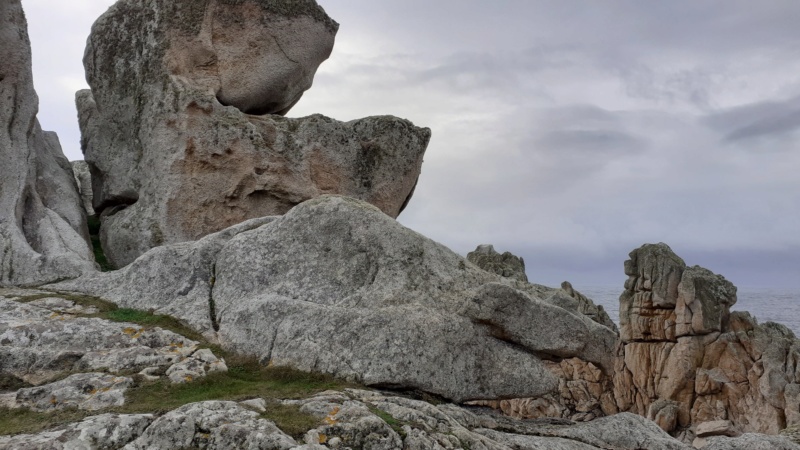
[696,420,738,438]
[240,398,267,413]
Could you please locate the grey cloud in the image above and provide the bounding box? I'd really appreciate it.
[703,95,800,144]
[21,0,800,290]
[535,129,644,155]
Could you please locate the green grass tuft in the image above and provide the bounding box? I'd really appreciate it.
[368,406,407,437]
[262,402,320,439]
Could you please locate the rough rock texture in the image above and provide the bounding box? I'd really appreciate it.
[467,244,528,282]
[613,243,800,441]
[70,160,95,216]
[12,372,132,411]
[125,401,298,450]
[1,390,699,450]
[80,0,430,268]
[0,292,226,389]
[52,196,617,403]
[702,433,800,450]
[51,216,278,337]
[0,413,154,449]
[472,357,618,423]
[0,0,94,286]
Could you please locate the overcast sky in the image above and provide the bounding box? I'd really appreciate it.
[23,0,800,289]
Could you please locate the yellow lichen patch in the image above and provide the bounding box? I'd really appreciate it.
[49,396,57,405]
[319,433,328,444]
[323,407,340,426]
[184,375,193,382]
[122,327,138,336]
[89,389,98,395]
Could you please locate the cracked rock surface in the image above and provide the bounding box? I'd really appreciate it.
[0,290,227,412]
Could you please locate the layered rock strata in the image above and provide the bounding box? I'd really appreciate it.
[0,0,94,286]
[79,0,430,267]
[613,243,800,441]
[52,195,618,403]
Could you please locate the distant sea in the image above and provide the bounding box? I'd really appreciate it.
[576,285,800,336]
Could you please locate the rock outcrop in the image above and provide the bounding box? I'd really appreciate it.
[0,290,227,411]
[467,244,529,282]
[79,0,430,267]
[0,0,94,286]
[52,195,618,403]
[613,243,800,441]
[70,160,95,216]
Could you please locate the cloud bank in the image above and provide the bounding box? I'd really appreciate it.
[24,0,800,288]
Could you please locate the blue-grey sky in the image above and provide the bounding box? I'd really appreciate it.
[24,0,800,289]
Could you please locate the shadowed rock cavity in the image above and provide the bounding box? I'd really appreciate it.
[79,0,430,268]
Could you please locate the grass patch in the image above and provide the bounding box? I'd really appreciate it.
[0,407,89,436]
[87,215,114,272]
[0,360,347,437]
[262,402,320,438]
[368,406,407,437]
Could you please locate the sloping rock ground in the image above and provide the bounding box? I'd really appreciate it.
[51,196,618,403]
[79,0,431,268]
[0,0,95,286]
[0,290,227,413]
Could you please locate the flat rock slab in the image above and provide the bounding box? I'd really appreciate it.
[14,372,132,411]
[0,294,226,389]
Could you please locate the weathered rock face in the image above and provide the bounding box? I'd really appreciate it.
[613,243,800,441]
[0,0,94,286]
[52,195,618,403]
[70,160,95,216]
[467,244,529,282]
[80,0,430,268]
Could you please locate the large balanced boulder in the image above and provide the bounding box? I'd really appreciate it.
[80,0,430,267]
[0,0,95,286]
[52,196,618,402]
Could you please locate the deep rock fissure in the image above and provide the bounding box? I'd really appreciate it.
[208,262,219,332]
